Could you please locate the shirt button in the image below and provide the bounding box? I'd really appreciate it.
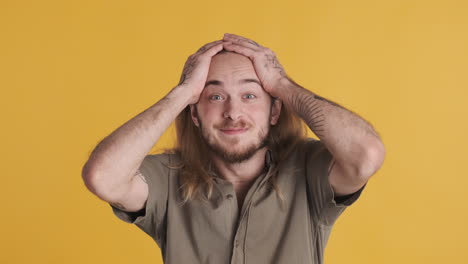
[226,194,233,199]
[235,240,239,247]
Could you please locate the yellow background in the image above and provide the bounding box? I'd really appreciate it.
[1,0,467,263]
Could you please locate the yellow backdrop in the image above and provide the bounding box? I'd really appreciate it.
[1,0,467,263]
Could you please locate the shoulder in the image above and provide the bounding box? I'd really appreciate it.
[144,151,182,167]
[290,137,328,160]
[273,137,328,176]
[138,151,183,181]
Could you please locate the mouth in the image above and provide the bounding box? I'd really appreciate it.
[220,128,248,135]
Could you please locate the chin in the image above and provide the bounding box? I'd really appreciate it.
[201,126,269,163]
[221,141,266,163]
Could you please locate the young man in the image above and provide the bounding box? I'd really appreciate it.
[82,33,385,264]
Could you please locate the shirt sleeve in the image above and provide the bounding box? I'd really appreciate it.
[108,153,170,245]
[303,138,367,227]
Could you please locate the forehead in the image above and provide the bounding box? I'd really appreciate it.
[207,52,258,80]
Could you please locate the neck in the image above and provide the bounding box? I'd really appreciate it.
[210,147,268,185]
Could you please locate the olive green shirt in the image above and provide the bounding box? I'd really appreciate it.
[110,138,367,264]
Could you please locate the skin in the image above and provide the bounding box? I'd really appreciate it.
[82,39,229,212]
[189,52,282,207]
[221,33,385,196]
[83,34,385,213]
[192,52,281,163]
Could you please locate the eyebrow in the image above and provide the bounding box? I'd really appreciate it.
[204,78,262,88]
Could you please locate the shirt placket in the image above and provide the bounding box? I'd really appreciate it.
[230,163,275,264]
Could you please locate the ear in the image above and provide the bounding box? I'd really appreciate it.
[270,98,282,125]
[189,104,200,127]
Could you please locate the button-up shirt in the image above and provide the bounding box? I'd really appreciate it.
[110,138,367,264]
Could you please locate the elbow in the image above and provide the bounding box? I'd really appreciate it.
[81,161,101,196]
[81,161,130,203]
[357,139,386,179]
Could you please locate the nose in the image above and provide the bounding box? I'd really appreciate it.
[223,98,244,121]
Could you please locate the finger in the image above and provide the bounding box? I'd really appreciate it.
[222,42,257,60]
[224,33,251,40]
[223,36,262,51]
[202,41,226,57]
[223,33,262,49]
[195,40,224,54]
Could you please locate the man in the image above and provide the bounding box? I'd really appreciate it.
[82,33,386,264]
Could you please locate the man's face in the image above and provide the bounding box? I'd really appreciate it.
[190,52,281,164]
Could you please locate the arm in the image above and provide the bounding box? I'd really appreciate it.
[276,77,386,196]
[222,33,386,196]
[82,86,189,212]
[81,39,227,212]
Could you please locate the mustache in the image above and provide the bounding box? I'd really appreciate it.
[215,120,250,130]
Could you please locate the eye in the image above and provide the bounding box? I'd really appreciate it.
[209,94,223,100]
[243,94,256,99]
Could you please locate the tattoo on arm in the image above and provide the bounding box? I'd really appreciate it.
[135,169,147,184]
[289,87,380,139]
[264,54,286,78]
[179,58,197,86]
[314,94,380,138]
[289,91,328,139]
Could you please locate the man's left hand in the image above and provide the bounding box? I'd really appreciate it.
[222,33,287,98]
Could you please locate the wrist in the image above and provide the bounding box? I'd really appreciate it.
[274,76,298,99]
[167,84,193,107]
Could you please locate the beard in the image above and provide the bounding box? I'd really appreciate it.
[198,118,270,164]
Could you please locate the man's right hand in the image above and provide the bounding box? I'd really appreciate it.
[178,39,229,105]
[82,38,230,213]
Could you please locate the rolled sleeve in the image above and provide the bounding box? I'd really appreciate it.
[109,153,170,246]
[303,138,367,226]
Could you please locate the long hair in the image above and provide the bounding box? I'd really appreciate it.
[168,92,308,205]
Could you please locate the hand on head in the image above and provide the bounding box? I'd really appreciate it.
[178,39,229,105]
[178,33,287,105]
[222,33,287,98]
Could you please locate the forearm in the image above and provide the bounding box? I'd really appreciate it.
[82,85,190,193]
[277,77,383,174]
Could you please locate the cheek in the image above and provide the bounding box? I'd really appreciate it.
[197,105,223,123]
[247,101,271,116]
[249,109,271,125]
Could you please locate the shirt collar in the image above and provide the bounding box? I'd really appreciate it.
[208,149,274,181]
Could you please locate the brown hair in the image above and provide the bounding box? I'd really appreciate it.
[167,50,308,204]
[167,97,307,205]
